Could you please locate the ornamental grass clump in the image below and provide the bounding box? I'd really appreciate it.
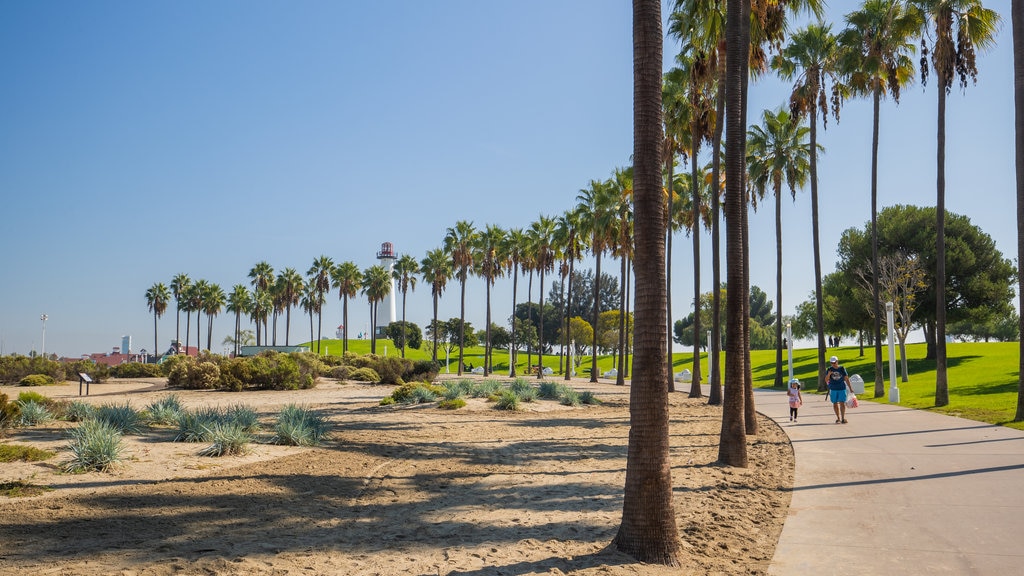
[510,379,538,403]
[560,389,582,407]
[15,400,52,427]
[579,391,600,405]
[64,419,124,473]
[538,381,568,399]
[443,379,474,400]
[471,379,502,398]
[272,404,329,446]
[175,407,225,443]
[64,401,96,422]
[196,421,252,457]
[225,404,260,433]
[494,389,520,411]
[93,402,145,435]
[144,394,183,426]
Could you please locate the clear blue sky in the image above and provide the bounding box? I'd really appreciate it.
[0,1,1014,358]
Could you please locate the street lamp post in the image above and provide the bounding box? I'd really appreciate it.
[786,322,793,382]
[40,314,48,358]
[886,302,899,403]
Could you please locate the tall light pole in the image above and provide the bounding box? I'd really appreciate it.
[786,322,793,382]
[886,302,899,403]
[40,314,48,358]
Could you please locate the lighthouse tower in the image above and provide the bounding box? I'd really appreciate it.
[376,242,397,335]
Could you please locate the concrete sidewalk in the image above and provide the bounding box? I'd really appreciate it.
[754,386,1024,575]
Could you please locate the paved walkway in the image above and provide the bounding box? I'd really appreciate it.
[753,386,1024,575]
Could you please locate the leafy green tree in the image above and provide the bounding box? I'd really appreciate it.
[948,314,1019,343]
[910,0,1001,407]
[547,270,621,322]
[145,282,171,358]
[563,316,593,368]
[385,321,422,351]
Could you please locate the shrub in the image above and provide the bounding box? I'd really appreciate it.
[17,391,49,405]
[510,378,537,402]
[145,395,183,425]
[271,404,329,446]
[579,391,600,405]
[389,382,446,404]
[349,367,380,383]
[196,421,252,457]
[404,360,440,383]
[64,419,124,472]
[160,353,191,377]
[19,374,56,387]
[0,443,55,462]
[494,390,520,411]
[289,352,326,382]
[377,357,411,385]
[438,398,466,410]
[175,407,225,443]
[442,379,474,400]
[379,396,395,406]
[560,389,581,406]
[539,382,568,399]
[62,359,108,383]
[225,404,260,432]
[93,402,145,435]
[0,393,18,431]
[109,362,163,378]
[166,357,194,388]
[0,354,63,384]
[64,401,97,422]
[15,400,52,426]
[189,362,221,390]
[345,353,380,370]
[329,365,353,380]
[471,380,502,398]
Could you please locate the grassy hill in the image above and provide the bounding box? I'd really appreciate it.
[303,337,1022,429]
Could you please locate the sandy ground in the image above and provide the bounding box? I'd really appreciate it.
[0,376,794,575]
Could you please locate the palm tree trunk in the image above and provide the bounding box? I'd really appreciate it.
[666,156,675,392]
[153,312,158,359]
[935,74,949,407]
[484,281,491,375]
[343,297,350,354]
[431,292,439,363]
[402,290,409,359]
[538,269,546,380]
[870,86,885,398]
[511,268,519,376]
[590,251,602,382]
[285,307,291,346]
[1013,0,1024,421]
[774,183,784,389]
[810,106,828,393]
[616,253,627,386]
[689,132,702,398]
[709,74,725,406]
[458,275,466,376]
[613,0,681,562]
[563,262,573,381]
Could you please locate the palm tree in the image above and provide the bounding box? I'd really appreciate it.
[613,0,682,565]
[773,22,847,393]
[910,0,1000,407]
[444,220,477,375]
[202,283,225,352]
[250,288,272,350]
[420,248,453,364]
[248,261,274,345]
[331,261,362,354]
[190,279,209,354]
[276,268,304,347]
[361,265,391,355]
[502,228,528,376]
[576,178,617,382]
[553,212,584,380]
[839,0,920,397]
[299,283,321,350]
[1014,0,1024,422]
[609,168,634,387]
[528,216,556,379]
[307,255,334,355]
[145,282,171,358]
[746,107,815,388]
[475,225,505,374]
[392,254,420,358]
[170,273,191,352]
[226,284,252,357]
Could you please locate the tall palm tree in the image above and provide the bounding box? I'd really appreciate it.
[145,282,171,359]
[609,168,635,387]
[475,225,505,374]
[910,0,1000,407]
[553,212,584,380]
[420,248,453,364]
[276,268,304,347]
[331,261,362,354]
[773,22,847,392]
[250,288,271,350]
[248,261,274,346]
[528,216,556,379]
[576,178,618,382]
[839,0,919,397]
[361,265,391,355]
[202,283,225,352]
[392,254,420,358]
[502,228,528,376]
[746,107,815,388]
[299,283,320,351]
[180,282,197,355]
[307,255,334,355]
[1015,0,1024,422]
[444,220,477,375]
[190,279,209,354]
[613,0,681,565]
[226,284,252,357]
[662,66,688,392]
[170,273,191,353]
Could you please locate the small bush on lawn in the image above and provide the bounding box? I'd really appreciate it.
[145,394,183,425]
[560,389,581,407]
[494,390,520,411]
[272,404,329,446]
[438,398,466,410]
[93,402,145,434]
[64,419,124,473]
[349,367,381,383]
[64,401,97,422]
[0,443,55,462]
[19,374,56,387]
[15,400,52,427]
[197,421,252,457]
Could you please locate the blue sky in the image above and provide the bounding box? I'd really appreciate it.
[0,1,1014,358]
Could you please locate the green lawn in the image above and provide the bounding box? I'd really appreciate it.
[303,337,1023,430]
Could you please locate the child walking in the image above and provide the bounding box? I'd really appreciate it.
[787,379,803,422]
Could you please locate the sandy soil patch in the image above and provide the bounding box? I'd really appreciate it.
[1,377,793,575]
